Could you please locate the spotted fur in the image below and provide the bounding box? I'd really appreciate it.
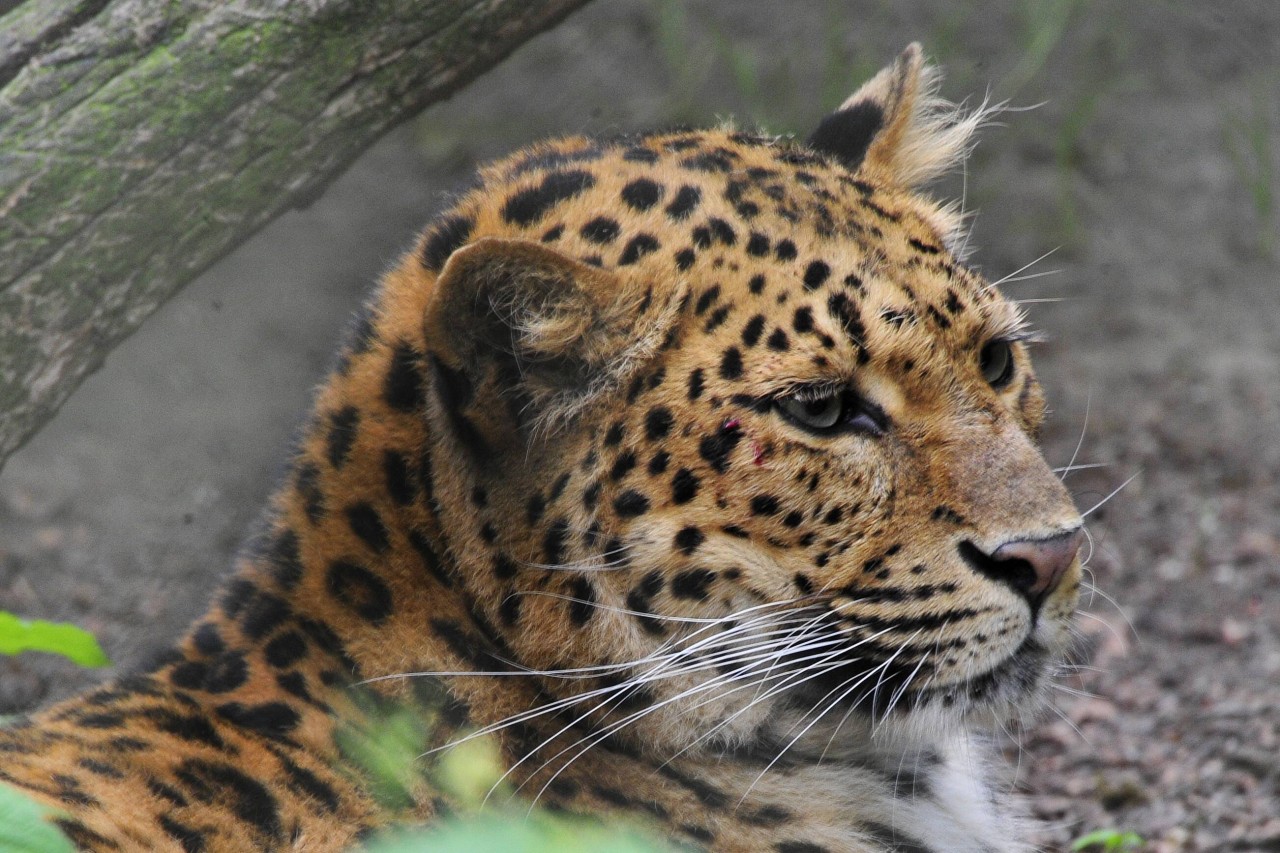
[0,45,1083,852]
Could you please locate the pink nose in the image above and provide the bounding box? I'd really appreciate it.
[990,528,1085,602]
[960,528,1084,608]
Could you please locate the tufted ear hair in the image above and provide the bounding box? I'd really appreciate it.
[424,237,681,451]
[807,43,987,189]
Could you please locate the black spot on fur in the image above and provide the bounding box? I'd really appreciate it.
[192,623,225,656]
[158,815,206,852]
[805,100,884,170]
[545,518,571,565]
[215,701,300,742]
[604,421,626,446]
[666,185,702,219]
[580,217,621,244]
[325,406,359,469]
[408,528,451,588]
[703,305,731,332]
[694,284,721,315]
[509,146,604,176]
[775,239,798,261]
[741,314,766,347]
[674,526,705,555]
[672,468,700,504]
[174,759,283,843]
[910,237,943,255]
[699,422,743,473]
[144,708,226,750]
[493,553,518,580]
[802,261,831,290]
[267,528,303,590]
[751,494,781,516]
[619,233,660,265]
[623,146,660,163]
[664,568,710,603]
[626,571,665,634]
[421,215,473,271]
[944,288,965,313]
[204,652,250,694]
[621,178,663,211]
[766,328,790,351]
[613,490,651,518]
[240,591,290,640]
[499,594,522,626]
[501,170,596,226]
[346,503,390,554]
[277,754,340,814]
[793,306,814,333]
[568,576,597,625]
[682,150,735,172]
[645,407,674,440]
[383,450,417,506]
[687,368,705,400]
[932,505,967,525]
[610,451,637,481]
[827,291,870,362]
[748,274,766,294]
[384,341,425,413]
[720,347,743,379]
[707,217,736,245]
[656,764,729,809]
[326,561,393,624]
[264,631,307,668]
[775,842,831,853]
[295,463,325,523]
[674,248,696,270]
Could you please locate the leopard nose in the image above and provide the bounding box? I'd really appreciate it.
[960,528,1084,607]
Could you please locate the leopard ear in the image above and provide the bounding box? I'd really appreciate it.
[807,43,986,188]
[424,237,679,450]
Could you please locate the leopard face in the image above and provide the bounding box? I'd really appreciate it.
[417,46,1083,759]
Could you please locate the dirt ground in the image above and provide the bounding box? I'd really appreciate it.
[2,1,1278,850]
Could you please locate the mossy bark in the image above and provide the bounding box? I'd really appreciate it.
[0,0,593,469]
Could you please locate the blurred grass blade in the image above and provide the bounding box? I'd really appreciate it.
[0,612,111,668]
[0,784,76,853]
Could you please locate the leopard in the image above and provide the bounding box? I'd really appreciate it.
[0,44,1085,852]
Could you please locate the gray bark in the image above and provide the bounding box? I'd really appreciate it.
[0,0,593,469]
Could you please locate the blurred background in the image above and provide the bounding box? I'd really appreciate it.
[1,1,1277,848]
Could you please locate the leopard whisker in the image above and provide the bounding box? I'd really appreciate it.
[743,654,907,803]
[1060,389,1091,484]
[982,246,1060,292]
[418,611,831,761]
[517,649,851,810]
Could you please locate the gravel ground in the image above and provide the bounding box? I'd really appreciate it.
[2,2,1278,850]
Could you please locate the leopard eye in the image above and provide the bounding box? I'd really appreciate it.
[777,394,842,429]
[979,339,1015,389]
[775,390,883,435]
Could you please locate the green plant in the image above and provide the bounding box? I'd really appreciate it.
[1224,82,1276,257]
[344,700,678,852]
[1072,827,1144,852]
[0,784,75,853]
[0,612,111,668]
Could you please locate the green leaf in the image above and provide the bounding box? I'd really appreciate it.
[0,783,77,853]
[0,612,111,668]
[364,811,680,853]
[1072,828,1144,851]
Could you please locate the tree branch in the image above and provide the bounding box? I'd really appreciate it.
[0,0,593,469]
